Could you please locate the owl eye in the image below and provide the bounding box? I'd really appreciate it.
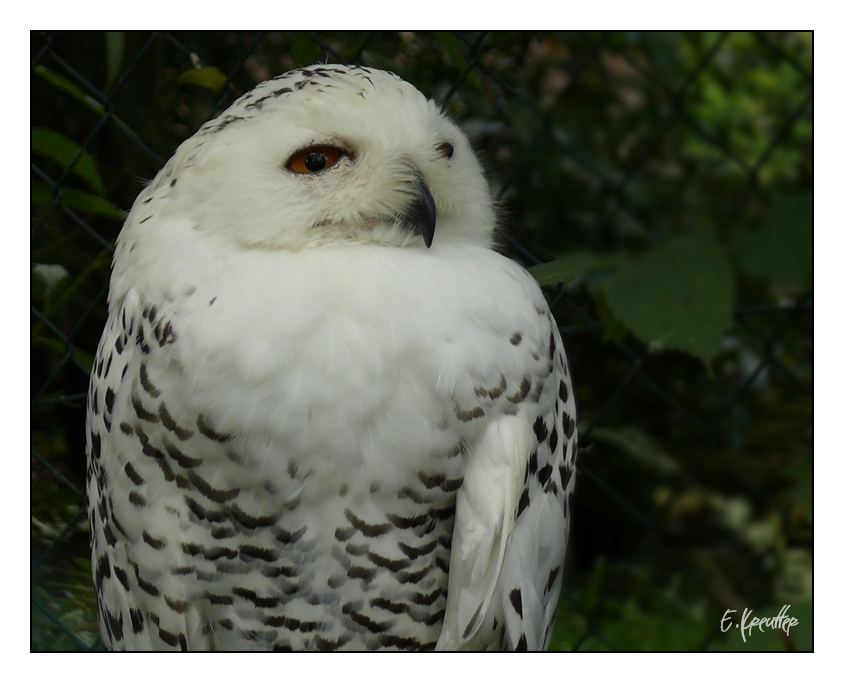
[286,146,347,174]
[437,142,454,159]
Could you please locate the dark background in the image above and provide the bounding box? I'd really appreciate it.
[31,31,812,651]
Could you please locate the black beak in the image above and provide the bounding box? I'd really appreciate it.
[399,175,436,248]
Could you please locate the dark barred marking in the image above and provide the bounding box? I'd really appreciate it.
[398,486,433,504]
[260,565,297,578]
[563,412,575,438]
[239,545,279,562]
[545,566,561,595]
[342,604,392,634]
[128,490,147,507]
[533,416,548,443]
[139,363,161,397]
[132,393,159,423]
[185,496,215,522]
[456,405,485,422]
[370,597,407,614]
[113,565,130,591]
[347,565,376,581]
[119,421,133,435]
[544,478,559,496]
[560,463,572,490]
[187,470,240,503]
[164,442,203,469]
[208,594,234,605]
[517,490,530,518]
[367,552,411,572]
[410,588,443,606]
[172,566,195,575]
[509,588,523,617]
[276,526,307,544]
[103,519,117,547]
[345,543,369,556]
[396,566,433,584]
[475,375,507,400]
[398,539,438,560]
[510,331,523,345]
[197,414,233,443]
[90,431,101,459]
[327,575,347,589]
[130,608,144,633]
[105,609,124,642]
[232,587,281,609]
[134,568,160,597]
[159,402,193,440]
[549,427,559,453]
[420,608,446,626]
[549,328,557,358]
[418,471,445,489]
[124,462,144,485]
[428,505,454,521]
[157,627,183,648]
[218,618,234,630]
[262,615,321,632]
[94,555,111,592]
[228,503,276,529]
[105,387,115,413]
[182,542,238,562]
[115,336,124,354]
[164,595,189,613]
[385,512,429,529]
[314,633,351,651]
[345,509,391,537]
[153,320,177,347]
[538,463,553,486]
[529,450,538,475]
[335,526,356,542]
[559,379,569,402]
[507,377,532,404]
[142,530,166,549]
[515,634,528,651]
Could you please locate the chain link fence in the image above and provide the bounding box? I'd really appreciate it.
[31,31,813,651]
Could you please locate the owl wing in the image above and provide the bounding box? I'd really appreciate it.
[437,321,577,651]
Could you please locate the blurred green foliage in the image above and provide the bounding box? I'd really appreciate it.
[31,31,812,651]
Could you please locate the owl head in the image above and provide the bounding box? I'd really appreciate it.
[151,65,496,251]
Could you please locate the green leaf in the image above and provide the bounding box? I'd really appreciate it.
[733,193,812,288]
[603,230,735,368]
[33,65,105,115]
[528,250,622,286]
[104,32,125,90]
[435,32,484,93]
[591,426,680,476]
[178,66,228,95]
[289,33,321,67]
[32,183,125,220]
[32,128,105,195]
[594,286,628,342]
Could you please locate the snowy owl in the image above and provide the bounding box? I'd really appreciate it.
[86,64,577,651]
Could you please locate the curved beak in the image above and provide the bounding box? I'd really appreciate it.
[399,175,436,248]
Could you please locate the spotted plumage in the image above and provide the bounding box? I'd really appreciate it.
[86,64,576,651]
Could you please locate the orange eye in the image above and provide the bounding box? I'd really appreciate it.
[286,145,346,174]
